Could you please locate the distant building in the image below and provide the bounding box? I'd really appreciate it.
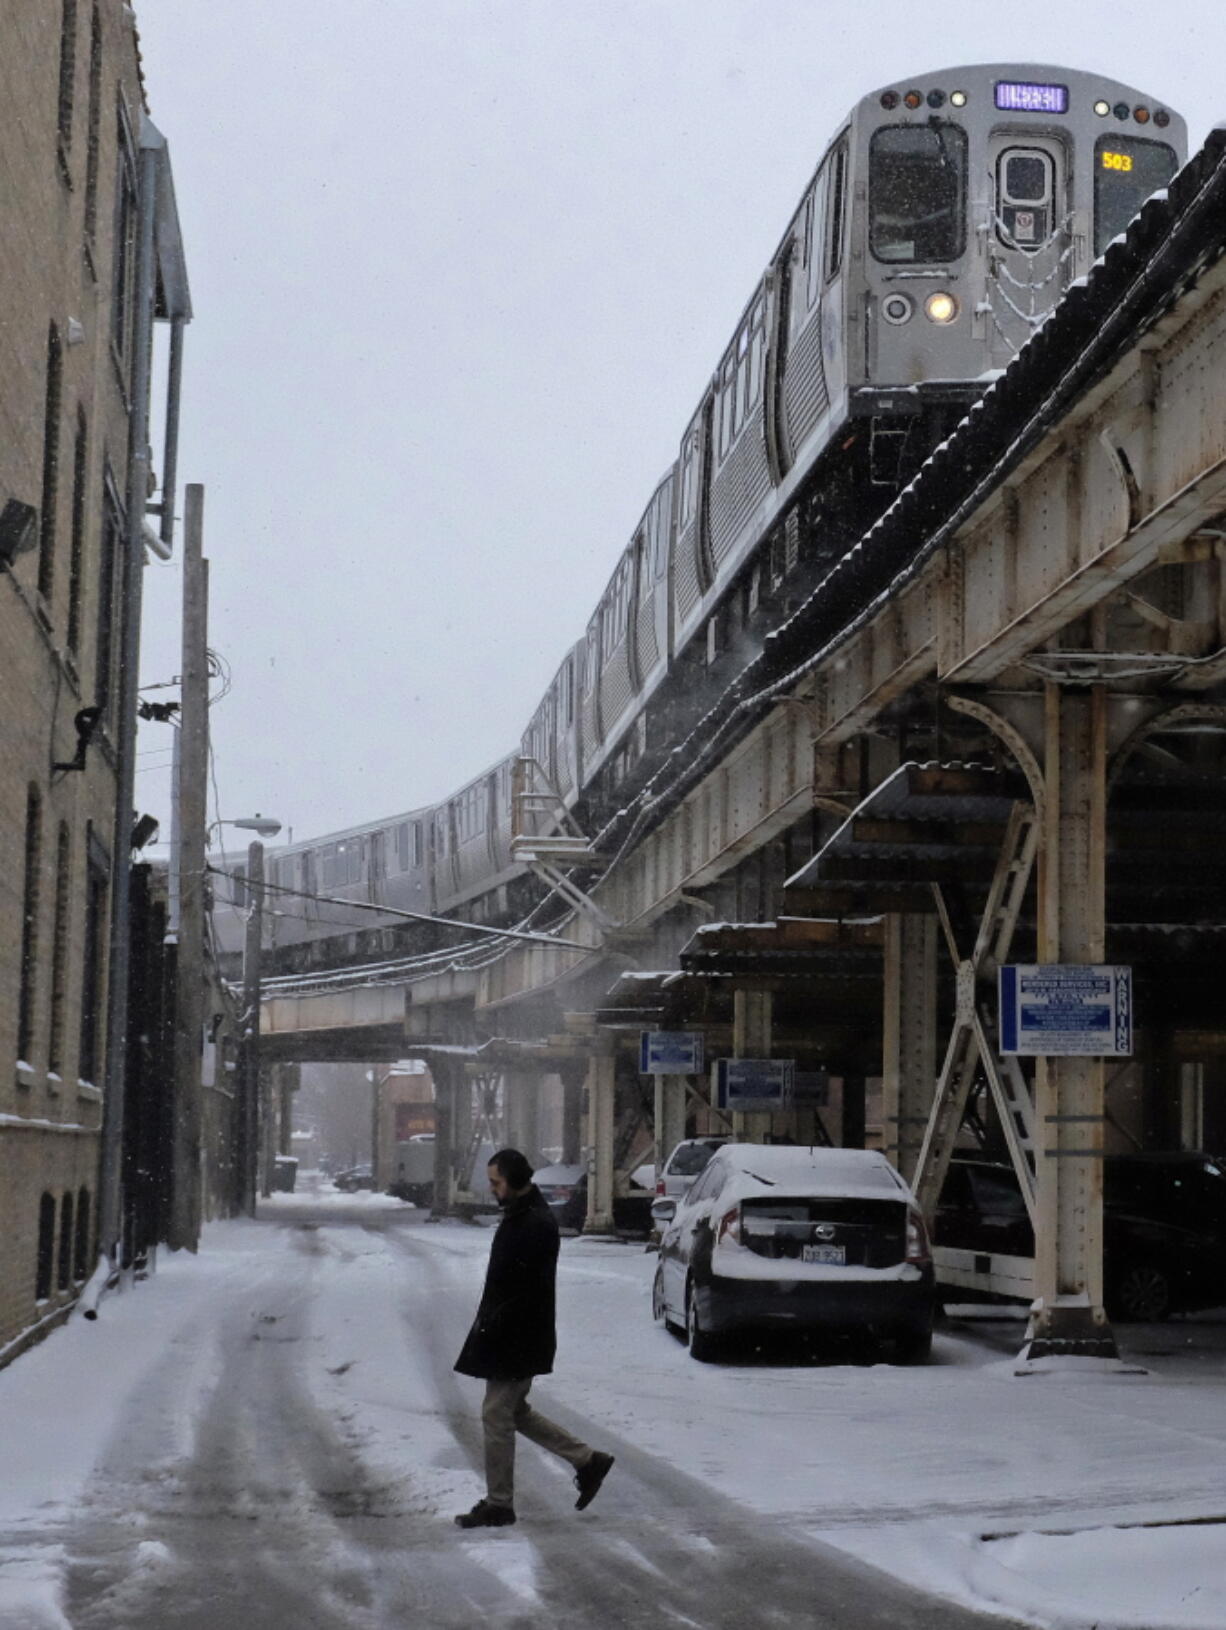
[0,3,189,1365]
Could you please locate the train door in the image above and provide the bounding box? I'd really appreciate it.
[985,133,1073,363]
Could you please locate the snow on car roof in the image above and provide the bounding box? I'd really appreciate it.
[714,1144,910,1200]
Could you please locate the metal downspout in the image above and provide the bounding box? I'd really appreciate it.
[97,129,161,1263]
[159,316,186,550]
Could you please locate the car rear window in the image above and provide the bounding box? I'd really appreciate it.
[669,1143,721,1177]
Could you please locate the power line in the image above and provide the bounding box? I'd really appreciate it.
[204,865,594,952]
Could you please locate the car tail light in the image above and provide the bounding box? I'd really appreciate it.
[906,1209,931,1265]
[716,1205,742,1247]
[656,1178,665,1195]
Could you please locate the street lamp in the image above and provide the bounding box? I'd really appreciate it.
[207,813,282,844]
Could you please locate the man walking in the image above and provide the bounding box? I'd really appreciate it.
[454,1148,614,1528]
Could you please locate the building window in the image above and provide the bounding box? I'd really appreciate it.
[36,1194,56,1301]
[67,409,88,653]
[95,483,122,718]
[111,104,138,364]
[57,1192,75,1290]
[18,786,43,1068]
[38,325,63,603]
[74,1187,92,1279]
[57,0,79,156]
[78,835,108,1087]
[84,5,102,244]
[48,824,72,1076]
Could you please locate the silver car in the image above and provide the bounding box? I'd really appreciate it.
[652,1144,936,1362]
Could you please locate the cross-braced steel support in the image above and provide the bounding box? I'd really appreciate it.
[912,800,1040,1224]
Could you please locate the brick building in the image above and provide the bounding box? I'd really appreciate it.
[0,3,189,1364]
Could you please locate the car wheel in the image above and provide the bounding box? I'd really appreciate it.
[1109,1262,1173,1322]
[651,1264,669,1325]
[892,1323,933,1364]
[685,1284,719,1362]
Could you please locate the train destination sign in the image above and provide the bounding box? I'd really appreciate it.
[999,965,1133,1057]
[994,80,1069,114]
[639,1032,705,1075]
[715,1058,796,1112]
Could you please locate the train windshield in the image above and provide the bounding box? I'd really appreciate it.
[869,122,967,263]
[1094,136,1178,255]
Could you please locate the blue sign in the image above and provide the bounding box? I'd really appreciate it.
[999,965,1132,1057]
[639,1031,704,1075]
[715,1058,795,1111]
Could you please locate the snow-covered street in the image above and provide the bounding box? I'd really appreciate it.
[1,1180,1224,1629]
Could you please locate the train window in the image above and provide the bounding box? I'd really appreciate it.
[869,123,967,263]
[654,485,670,577]
[718,356,736,458]
[561,659,574,725]
[746,297,766,412]
[607,556,631,647]
[679,424,703,526]
[717,296,767,465]
[806,174,827,309]
[636,531,652,600]
[996,148,1054,248]
[1093,135,1177,255]
[824,138,848,280]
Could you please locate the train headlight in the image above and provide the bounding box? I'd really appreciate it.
[881,292,914,326]
[950,90,968,108]
[924,291,958,325]
[1094,99,1111,117]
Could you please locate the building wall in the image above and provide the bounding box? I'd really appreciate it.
[0,2,149,1362]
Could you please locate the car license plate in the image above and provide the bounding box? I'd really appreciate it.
[802,1244,846,1265]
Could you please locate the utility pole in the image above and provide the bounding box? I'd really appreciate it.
[238,839,265,1217]
[168,484,208,1249]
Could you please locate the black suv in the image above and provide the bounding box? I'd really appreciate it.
[934,1151,1226,1321]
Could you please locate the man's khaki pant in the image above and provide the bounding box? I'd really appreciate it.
[482,1377,593,1508]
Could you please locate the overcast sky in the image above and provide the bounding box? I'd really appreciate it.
[133,1,1219,847]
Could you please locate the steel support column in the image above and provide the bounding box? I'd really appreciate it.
[1023,684,1117,1362]
[732,989,773,1141]
[882,914,937,1182]
[431,1059,456,1217]
[583,1042,616,1233]
[559,1060,584,1164]
[654,1074,688,1177]
[451,1065,473,1186]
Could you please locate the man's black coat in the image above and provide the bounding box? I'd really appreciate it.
[454,1185,559,1380]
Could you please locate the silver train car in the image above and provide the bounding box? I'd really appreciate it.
[221,65,1184,970]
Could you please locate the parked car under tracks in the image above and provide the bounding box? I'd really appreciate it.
[652,1144,935,1362]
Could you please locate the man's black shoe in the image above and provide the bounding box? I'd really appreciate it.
[574,1450,615,1510]
[454,1499,516,1528]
